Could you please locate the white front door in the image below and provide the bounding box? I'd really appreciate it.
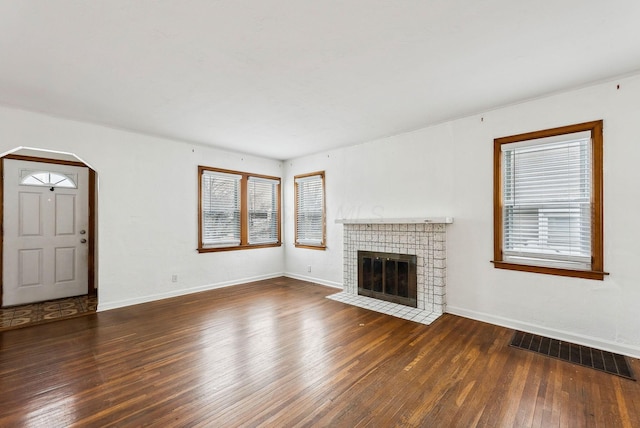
[3,159,89,307]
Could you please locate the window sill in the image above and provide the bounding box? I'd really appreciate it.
[198,242,281,253]
[295,243,326,250]
[491,260,607,280]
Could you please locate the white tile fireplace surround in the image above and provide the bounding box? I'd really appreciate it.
[329,218,452,325]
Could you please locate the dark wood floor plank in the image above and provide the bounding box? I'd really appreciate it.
[1,277,639,427]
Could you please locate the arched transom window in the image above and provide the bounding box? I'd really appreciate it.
[20,170,78,189]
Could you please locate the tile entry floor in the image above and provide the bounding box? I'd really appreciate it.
[327,291,441,325]
[0,295,97,331]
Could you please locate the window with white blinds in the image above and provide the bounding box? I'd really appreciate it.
[199,166,281,251]
[295,172,325,248]
[502,132,591,270]
[248,176,279,244]
[493,120,605,280]
[201,170,241,247]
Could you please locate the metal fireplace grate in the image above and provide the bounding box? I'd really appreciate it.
[358,251,417,307]
[510,331,635,380]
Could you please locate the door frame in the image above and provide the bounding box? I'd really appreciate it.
[0,154,97,307]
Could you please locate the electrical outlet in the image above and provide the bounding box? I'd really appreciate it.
[171,274,178,283]
[307,265,312,273]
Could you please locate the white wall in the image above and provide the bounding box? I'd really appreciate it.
[283,72,640,358]
[283,122,456,287]
[0,106,284,310]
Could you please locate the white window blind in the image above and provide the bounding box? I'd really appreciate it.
[295,174,324,246]
[201,170,241,247]
[248,176,279,244]
[502,131,592,270]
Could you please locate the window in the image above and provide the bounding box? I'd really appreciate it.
[20,170,77,188]
[493,120,605,280]
[199,166,281,252]
[294,171,326,249]
[247,176,280,244]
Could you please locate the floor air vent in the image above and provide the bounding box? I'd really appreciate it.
[510,331,635,380]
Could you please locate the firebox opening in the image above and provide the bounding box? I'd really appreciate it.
[358,251,417,307]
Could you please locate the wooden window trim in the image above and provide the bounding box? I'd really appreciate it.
[294,171,326,250]
[198,166,281,253]
[492,120,606,280]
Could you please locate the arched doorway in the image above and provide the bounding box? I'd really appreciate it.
[0,147,97,326]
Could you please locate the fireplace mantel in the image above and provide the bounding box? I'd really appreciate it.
[336,217,453,224]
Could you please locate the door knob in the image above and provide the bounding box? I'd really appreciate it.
[80,230,86,234]
[80,239,87,244]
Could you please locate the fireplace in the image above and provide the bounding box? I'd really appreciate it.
[358,251,417,307]
[332,218,452,324]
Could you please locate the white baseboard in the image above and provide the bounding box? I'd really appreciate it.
[283,272,343,289]
[447,305,640,359]
[97,272,284,312]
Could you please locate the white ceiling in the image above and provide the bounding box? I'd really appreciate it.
[1,1,639,160]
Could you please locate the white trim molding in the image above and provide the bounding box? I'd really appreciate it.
[336,217,453,224]
[447,305,640,359]
[284,272,343,289]
[97,272,285,312]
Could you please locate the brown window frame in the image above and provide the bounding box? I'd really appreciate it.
[198,166,281,253]
[294,171,326,250]
[492,120,606,280]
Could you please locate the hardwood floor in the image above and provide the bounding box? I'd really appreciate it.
[0,277,638,427]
